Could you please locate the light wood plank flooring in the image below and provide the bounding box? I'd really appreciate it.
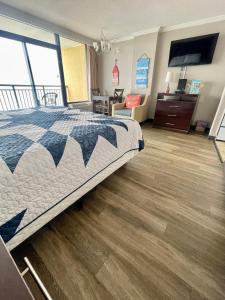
[13,124,225,300]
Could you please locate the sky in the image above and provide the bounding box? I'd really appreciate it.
[0,37,60,86]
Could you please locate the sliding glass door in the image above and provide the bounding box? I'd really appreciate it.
[0,30,67,111]
[0,37,33,110]
[26,43,63,106]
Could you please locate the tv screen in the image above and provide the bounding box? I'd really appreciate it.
[168,33,219,67]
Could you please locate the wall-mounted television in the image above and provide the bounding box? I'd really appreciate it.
[168,33,219,67]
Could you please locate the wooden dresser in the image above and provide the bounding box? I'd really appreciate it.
[153,93,198,133]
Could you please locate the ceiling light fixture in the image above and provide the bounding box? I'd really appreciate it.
[93,29,111,55]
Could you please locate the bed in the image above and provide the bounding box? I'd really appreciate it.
[0,107,144,250]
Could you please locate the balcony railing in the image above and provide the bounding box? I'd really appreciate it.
[0,84,66,111]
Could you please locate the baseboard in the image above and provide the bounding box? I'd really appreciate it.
[208,135,215,140]
[68,101,90,104]
[214,140,224,163]
[146,118,154,123]
[149,119,211,136]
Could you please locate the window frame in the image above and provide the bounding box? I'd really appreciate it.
[0,29,68,107]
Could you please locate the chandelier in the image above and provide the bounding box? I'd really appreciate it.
[93,30,111,55]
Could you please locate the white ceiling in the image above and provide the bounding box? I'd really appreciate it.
[1,0,225,40]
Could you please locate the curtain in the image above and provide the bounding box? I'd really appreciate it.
[89,46,98,90]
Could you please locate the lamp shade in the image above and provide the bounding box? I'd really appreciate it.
[165,71,173,83]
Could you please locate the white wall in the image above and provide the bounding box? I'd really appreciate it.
[98,20,225,126]
[98,31,159,112]
[98,39,134,96]
[152,21,225,123]
[131,32,158,94]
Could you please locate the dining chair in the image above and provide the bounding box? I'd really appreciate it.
[42,93,58,106]
[91,88,100,97]
[107,88,124,115]
[113,88,124,103]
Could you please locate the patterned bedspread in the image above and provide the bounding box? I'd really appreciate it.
[0,107,143,245]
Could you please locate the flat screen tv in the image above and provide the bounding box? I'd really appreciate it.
[168,33,219,67]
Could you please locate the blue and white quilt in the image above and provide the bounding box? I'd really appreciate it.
[0,107,144,247]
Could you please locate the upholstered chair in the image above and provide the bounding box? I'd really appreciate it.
[112,94,149,123]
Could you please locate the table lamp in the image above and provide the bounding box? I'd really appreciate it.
[165,71,173,93]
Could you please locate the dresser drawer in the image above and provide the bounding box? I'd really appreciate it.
[154,95,198,133]
[154,115,191,131]
[156,101,195,117]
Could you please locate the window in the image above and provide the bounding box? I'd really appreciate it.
[0,31,65,110]
[0,37,30,85]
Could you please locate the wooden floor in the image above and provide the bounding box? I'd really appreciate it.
[13,124,225,300]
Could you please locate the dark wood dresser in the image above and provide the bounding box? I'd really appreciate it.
[153,93,198,133]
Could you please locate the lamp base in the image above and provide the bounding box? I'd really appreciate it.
[166,83,170,94]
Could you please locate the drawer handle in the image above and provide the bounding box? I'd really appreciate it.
[22,257,53,300]
[165,122,175,126]
[168,114,177,117]
[168,105,180,108]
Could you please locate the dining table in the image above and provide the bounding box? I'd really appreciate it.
[92,95,113,115]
